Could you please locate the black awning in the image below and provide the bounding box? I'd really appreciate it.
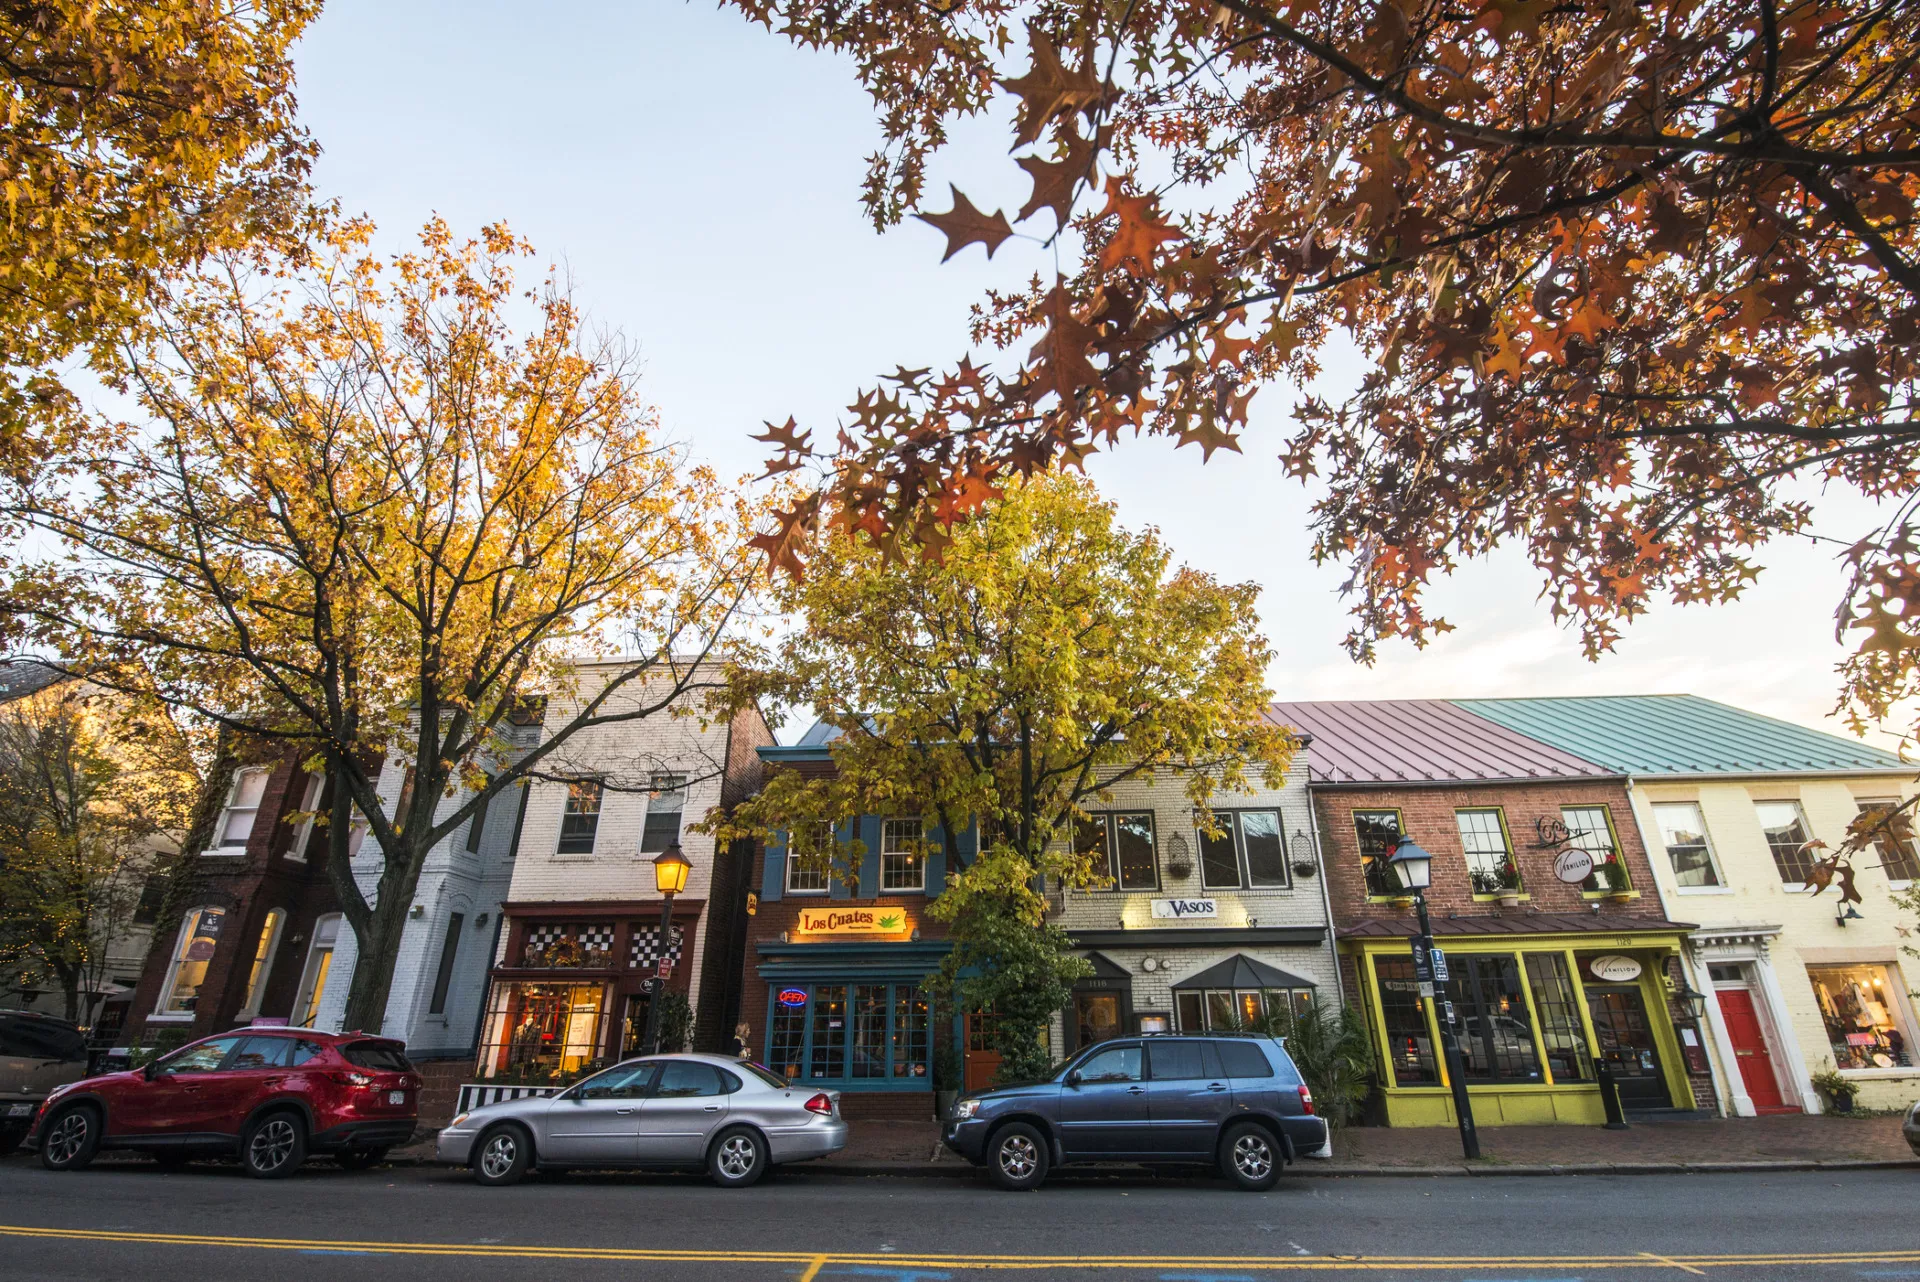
[1172,953,1318,991]
[1079,952,1134,981]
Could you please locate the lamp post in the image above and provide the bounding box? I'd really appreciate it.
[639,841,693,1055]
[1385,835,1481,1160]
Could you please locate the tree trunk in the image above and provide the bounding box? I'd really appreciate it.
[339,889,412,1034]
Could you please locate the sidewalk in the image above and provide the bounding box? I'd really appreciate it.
[396,1112,1919,1178]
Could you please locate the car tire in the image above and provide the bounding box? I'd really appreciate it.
[241,1112,307,1179]
[987,1122,1049,1191]
[38,1105,101,1172]
[333,1147,388,1171]
[1220,1121,1283,1191]
[707,1125,768,1188]
[471,1124,531,1187]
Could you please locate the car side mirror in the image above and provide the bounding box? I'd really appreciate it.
[1065,1069,1083,1086]
[142,1062,159,1081]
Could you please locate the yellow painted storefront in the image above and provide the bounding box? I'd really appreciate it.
[1346,928,1700,1127]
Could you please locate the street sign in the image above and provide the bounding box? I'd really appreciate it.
[1411,938,1433,984]
[655,960,672,979]
[1553,847,1596,884]
[1430,948,1449,981]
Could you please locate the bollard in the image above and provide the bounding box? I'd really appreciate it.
[1593,1055,1630,1129]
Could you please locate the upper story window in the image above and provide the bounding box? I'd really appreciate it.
[1076,811,1158,891]
[209,767,269,854]
[556,780,604,855]
[286,773,324,862]
[1456,808,1520,894]
[1652,801,1721,887]
[1561,804,1628,894]
[1754,799,1815,883]
[1854,798,1920,883]
[1194,809,1289,889]
[465,775,494,854]
[237,909,286,1019]
[1353,808,1403,898]
[881,818,926,892]
[640,773,687,853]
[785,821,833,894]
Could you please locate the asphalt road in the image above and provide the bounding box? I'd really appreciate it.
[1,1154,1915,1282]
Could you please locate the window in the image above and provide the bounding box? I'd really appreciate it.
[1353,809,1403,897]
[237,909,285,1019]
[428,912,464,1015]
[157,907,226,1015]
[1561,805,1628,895]
[1373,956,1439,1086]
[1076,812,1158,891]
[785,822,833,893]
[1194,810,1288,889]
[881,818,926,892]
[465,776,493,853]
[211,768,268,853]
[1755,800,1816,883]
[1147,1040,1218,1081]
[475,980,607,1078]
[1808,963,1916,1069]
[230,1036,294,1070]
[287,772,324,862]
[1456,809,1520,894]
[1524,954,1591,1081]
[640,773,687,853]
[651,1060,723,1097]
[0,1017,85,1061]
[762,983,931,1084]
[1215,1041,1275,1079]
[1854,799,1920,882]
[556,780,604,855]
[131,877,166,925]
[1076,1044,1142,1082]
[157,1036,241,1074]
[574,1062,657,1100]
[1443,954,1542,1084]
[1652,801,1721,888]
[293,913,341,1028]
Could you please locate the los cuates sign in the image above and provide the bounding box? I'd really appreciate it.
[795,906,908,935]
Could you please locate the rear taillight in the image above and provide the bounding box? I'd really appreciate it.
[337,1071,374,1087]
[804,1093,834,1116]
[1297,1084,1315,1116]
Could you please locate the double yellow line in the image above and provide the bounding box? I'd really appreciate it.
[5,1223,1920,1272]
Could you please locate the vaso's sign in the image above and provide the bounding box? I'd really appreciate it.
[795,907,908,935]
[1150,898,1218,919]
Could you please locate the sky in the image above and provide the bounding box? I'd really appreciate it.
[290,1,1897,750]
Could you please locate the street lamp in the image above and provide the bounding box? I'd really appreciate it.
[1385,835,1480,1160]
[639,842,693,1056]
[1673,980,1710,1022]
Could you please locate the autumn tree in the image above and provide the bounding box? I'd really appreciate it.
[0,1,317,468]
[2,220,769,1032]
[731,1,1920,742]
[0,668,202,1023]
[721,472,1292,1080]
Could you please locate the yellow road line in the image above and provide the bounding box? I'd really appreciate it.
[3,1224,1919,1271]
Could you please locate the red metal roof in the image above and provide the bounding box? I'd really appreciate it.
[1269,698,1611,785]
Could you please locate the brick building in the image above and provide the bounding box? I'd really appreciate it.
[1274,699,1715,1127]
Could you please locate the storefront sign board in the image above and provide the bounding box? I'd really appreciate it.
[1150,898,1218,919]
[1553,847,1596,884]
[795,906,909,935]
[776,988,808,1007]
[1588,954,1643,982]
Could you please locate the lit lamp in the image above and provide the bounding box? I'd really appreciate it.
[1384,835,1479,1160]
[639,842,693,1054]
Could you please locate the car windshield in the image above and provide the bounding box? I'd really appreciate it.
[341,1041,412,1072]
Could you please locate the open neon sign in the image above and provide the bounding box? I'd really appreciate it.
[776,988,808,1007]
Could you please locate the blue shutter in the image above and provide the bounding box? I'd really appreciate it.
[762,832,785,901]
[856,814,883,898]
[925,823,946,896]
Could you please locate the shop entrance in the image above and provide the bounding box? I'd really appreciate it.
[1715,987,1794,1112]
[964,1011,1002,1092]
[1585,984,1671,1109]
[1075,992,1121,1047]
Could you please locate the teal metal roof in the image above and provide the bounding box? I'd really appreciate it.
[1453,695,1908,777]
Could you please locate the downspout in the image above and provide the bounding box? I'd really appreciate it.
[1301,751,1344,1007]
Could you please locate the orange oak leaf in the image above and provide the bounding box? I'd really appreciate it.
[1098,177,1184,278]
[1028,282,1099,404]
[916,185,1015,261]
[1016,126,1098,228]
[1001,26,1105,149]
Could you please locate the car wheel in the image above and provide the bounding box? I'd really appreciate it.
[1220,1122,1282,1191]
[987,1122,1048,1191]
[39,1105,101,1172]
[471,1124,531,1187]
[241,1112,307,1179]
[707,1126,767,1188]
[334,1147,388,1171]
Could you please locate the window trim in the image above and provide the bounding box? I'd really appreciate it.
[639,772,687,854]
[555,779,605,857]
[880,817,928,893]
[1754,798,1817,885]
[762,982,933,1086]
[155,906,227,1018]
[286,773,324,863]
[784,821,834,896]
[1455,806,1523,898]
[1650,799,1724,890]
[1559,803,1630,897]
[236,908,286,1020]
[1079,810,1160,893]
[1194,809,1292,891]
[1853,797,1920,886]
[205,767,269,856]
[1352,807,1406,900]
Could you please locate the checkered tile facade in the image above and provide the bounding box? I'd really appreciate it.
[628,924,684,970]
[521,921,616,967]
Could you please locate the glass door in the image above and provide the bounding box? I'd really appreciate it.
[1585,984,1672,1108]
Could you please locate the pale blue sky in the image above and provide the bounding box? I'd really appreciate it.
[292,1,1895,749]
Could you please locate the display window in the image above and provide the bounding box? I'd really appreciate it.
[477,981,609,1080]
[1173,986,1314,1035]
[1808,963,1915,1069]
[764,982,931,1085]
[1372,956,1438,1086]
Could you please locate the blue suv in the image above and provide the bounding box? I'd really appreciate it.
[942,1033,1326,1190]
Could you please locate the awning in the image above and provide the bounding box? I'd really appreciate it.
[1173,953,1317,991]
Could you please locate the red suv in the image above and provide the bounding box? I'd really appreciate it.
[25,1028,420,1178]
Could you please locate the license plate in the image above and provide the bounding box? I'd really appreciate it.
[387,1090,406,1106]
[6,1103,30,1117]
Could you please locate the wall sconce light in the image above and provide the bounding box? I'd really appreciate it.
[474,912,490,929]
[408,904,425,919]
[1836,905,1864,927]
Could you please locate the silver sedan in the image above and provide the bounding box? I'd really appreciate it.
[436,1054,847,1187]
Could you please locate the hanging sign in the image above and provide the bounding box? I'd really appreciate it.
[1553,847,1597,884]
[1150,898,1218,920]
[776,988,808,1007]
[795,906,908,935]
[1588,954,1643,982]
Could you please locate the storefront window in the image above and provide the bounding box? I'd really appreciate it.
[1174,986,1314,1034]
[477,981,608,1080]
[1809,963,1915,1069]
[764,983,932,1084]
[1373,957,1438,1086]
[1524,953,1592,1081]
[1445,954,1542,1083]
[1353,809,1403,897]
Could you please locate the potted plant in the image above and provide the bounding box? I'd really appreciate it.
[933,1045,962,1121]
[1810,1067,1857,1114]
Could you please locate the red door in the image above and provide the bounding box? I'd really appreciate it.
[1716,988,1795,1113]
